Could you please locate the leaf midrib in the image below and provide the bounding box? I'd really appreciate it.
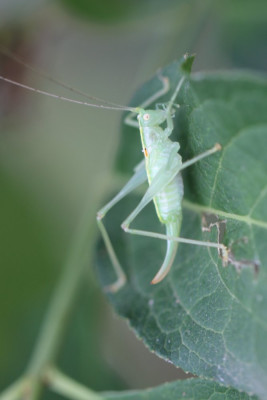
[188,77,267,228]
[183,199,267,229]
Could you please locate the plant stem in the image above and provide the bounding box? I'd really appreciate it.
[45,367,104,400]
[0,379,25,400]
[26,194,96,382]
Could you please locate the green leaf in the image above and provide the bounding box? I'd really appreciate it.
[96,57,267,398]
[217,0,267,69]
[58,0,177,23]
[181,54,195,74]
[105,378,258,400]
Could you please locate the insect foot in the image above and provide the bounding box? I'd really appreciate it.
[121,223,128,231]
[220,245,229,267]
[214,143,222,151]
[104,276,127,294]
[96,211,104,220]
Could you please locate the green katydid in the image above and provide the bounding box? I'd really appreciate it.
[96,55,229,292]
[0,53,229,293]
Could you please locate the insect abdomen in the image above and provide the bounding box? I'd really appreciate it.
[154,173,184,224]
[150,175,183,284]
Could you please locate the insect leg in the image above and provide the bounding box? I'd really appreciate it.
[121,163,228,276]
[121,162,181,231]
[124,74,170,128]
[180,143,222,171]
[123,227,228,262]
[97,161,147,292]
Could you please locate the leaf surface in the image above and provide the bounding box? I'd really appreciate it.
[105,378,258,400]
[96,57,267,398]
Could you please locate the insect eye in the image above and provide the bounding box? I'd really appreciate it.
[143,113,150,121]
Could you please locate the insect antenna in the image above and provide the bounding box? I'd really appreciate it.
[0,45,136,112]
[166,75,185,113]
[0,75,136,111]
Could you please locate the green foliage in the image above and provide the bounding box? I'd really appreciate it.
[0,167,58,385]
[58,0,176,22]
[1,0,267,398]
[106,378,257,400]
[96,57,267,398]
[217,0,267,69]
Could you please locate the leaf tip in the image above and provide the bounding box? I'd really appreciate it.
[181,53,195,74]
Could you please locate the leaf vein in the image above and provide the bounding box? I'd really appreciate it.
[183,199,267,229]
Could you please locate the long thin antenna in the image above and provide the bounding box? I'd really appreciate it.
[166,76,185,114]
[0,75,136,112]
[0,45,131,110]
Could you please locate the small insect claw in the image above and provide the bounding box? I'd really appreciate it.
[121,223,128,231]
[214,143,222,151]
[96,211,104,220]
[221,245,229,267]
[104,275,126,293]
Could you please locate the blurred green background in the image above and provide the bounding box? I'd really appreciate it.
[0,0,266,397]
